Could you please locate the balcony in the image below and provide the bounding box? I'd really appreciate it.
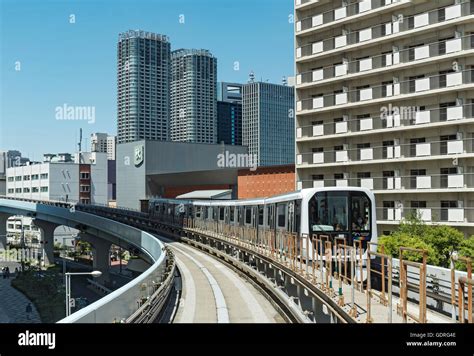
[298,172,472,191]
[296,1,473,61]
[376,207,471,224]
[296,35,473,87]
[296,0,405,34]
[296,137,472,167]
[296,70,474,114]
[296,104,473,141]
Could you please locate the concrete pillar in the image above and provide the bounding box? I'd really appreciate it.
[79,233,111,285]
[0,213,10,249]
[33,220,58,267]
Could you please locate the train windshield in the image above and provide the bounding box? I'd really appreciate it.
[308,191,371,243]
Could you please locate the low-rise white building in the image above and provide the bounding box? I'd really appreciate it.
[6,152,108,205]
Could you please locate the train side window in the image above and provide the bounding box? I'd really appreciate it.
[277,204,286,228]
[219,207,225,221]
[266,206,271,227]
[258,206,264,226]
[230,207,235,223]
[245,207,252,224]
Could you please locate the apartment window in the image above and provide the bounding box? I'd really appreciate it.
[381,81,393,97]
[441,201,458,221]
[439,69,454,88]
[312,174,324,180]
[440,135,457,154]
[334,173,344,180]
[411,201,427,208]
[23,175,30,181]
[40,173,48,179]
[80,172,90,179]
[408,44,425,61]
[80,198,90,204]
[7,189,14,194]
[357,143,370,160]
[383,171,395,189]
[80,185,90,193]
[40,187,48,192]
[312,147,323,153]
[382,141,395,158]
[357,114,371,131]
[440,167,457,188]
[15,188,21,193]
[439,102,456,121]
[410,169,426,188]
[23,188,30,193]
[357,172,370,187]
[32,187,39,193]
[31,174,39,180]
[7,177,13,182]
[15,176,21,181]
[383,201,395,220]
[410,137,426,156]
[409,75,425,93]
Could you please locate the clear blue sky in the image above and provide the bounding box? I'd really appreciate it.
[0,0,294,160]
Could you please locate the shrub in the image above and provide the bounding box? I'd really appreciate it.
[378,233,439,265]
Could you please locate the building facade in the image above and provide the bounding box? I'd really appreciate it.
[6,152,108,204]
[242,81,295,166]
[237,164,295,199]
[0,150,30,195]
[117,30,171,144]
[294,0,474,235]
[217,82,243,146]
[116,140,248,209]
[170,49,217,144]
[91,133,116,160]
[217,101,242,145]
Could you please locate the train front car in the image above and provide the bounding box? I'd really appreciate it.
[300,187,378,259]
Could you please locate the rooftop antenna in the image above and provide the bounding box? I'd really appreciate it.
[282,76,287,86]
[248,71,255,83]
[78,128,83,162]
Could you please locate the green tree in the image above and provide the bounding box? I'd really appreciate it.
[378,233,439,265]
[421,225,464,268]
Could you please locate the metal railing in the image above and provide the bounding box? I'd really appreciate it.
[296,104,474,140]
[297,69,474,112]
[297,0,398,33]
[297,137,474,165]
[297,35,474,85]
[299,172,474,191]
[296,1,474,59]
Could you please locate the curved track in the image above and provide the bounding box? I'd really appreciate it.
[168,241,285,323]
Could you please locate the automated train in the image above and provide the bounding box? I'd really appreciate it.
[148,187,378,257]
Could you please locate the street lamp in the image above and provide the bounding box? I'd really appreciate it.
[65,271,102,317]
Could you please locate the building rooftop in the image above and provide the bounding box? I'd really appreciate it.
[176,189,232,200]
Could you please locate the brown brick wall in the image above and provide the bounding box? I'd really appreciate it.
[237,165,295,199]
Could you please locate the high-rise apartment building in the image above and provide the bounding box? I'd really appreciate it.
[91,133,116,160]
[243,81,295,167]
[117,30,171,144]
[217,82,243,145]
[170,49,217,144]
[294,0,474,235]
